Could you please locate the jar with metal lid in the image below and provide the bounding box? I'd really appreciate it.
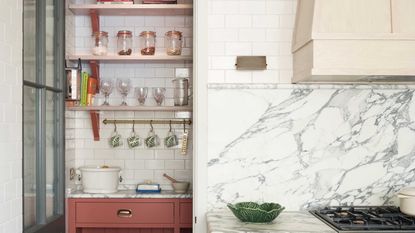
[117,30,133,55]
[139,31,156,56]
[165,31,183,56]
[91,31,109,56]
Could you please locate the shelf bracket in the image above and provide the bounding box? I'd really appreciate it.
[90,111,100,141]
[89,10,100,33]
[88,10,100,141]
[89,60,100,90]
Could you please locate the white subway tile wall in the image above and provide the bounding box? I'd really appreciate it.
[66,0,193,191]
[208,0,296,83]
[66,111,193,191]
[0,1,23,233]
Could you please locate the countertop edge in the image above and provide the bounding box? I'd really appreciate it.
[66,189,193,199]
[206,210,336,233]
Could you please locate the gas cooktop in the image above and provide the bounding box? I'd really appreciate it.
[311,206,415,233]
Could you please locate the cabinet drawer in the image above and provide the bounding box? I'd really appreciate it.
[76,202,175,224]
[179,202,192,224]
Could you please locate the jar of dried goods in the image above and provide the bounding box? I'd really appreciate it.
[91,31,109,56]
[117,30,133,55]
[139,31,156,55]
[165,31,182,55]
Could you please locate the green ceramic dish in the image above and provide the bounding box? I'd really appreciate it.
[227,202,285,223]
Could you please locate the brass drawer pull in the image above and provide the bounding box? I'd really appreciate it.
[117,209,132,218]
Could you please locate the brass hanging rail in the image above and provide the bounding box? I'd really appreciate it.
[102,119,192,125]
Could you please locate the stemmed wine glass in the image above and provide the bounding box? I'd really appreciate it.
[116,78,132,106]
[100,79,113,106]
[135,87,148,105]
[153,87,166,106]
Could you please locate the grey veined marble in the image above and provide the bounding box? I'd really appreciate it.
[67,189,192,199]
[207,210,335,233]
[208,87,415,211]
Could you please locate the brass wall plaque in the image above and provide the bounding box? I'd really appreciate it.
[235,56,267,70]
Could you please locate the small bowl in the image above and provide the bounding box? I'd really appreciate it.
[172,182,189,194]
[227,202,285,223]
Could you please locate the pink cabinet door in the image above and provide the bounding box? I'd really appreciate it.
[179,202,192,224]
[76,202,175,224]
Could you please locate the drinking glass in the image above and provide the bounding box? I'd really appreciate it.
[100,79,113,106]
[153,87,166,106]
[116,78,132,106]
[135,87,148,105]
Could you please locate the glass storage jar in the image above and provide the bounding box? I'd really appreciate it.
[165,31,183,55]
[139,31,156,56]
[91,31,109,56]
[117,30,133,55]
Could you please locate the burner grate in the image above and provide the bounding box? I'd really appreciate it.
[311,206,415,232]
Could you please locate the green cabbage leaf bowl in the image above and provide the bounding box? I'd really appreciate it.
[227,202,285,223]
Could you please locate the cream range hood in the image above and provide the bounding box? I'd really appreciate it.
[292,0,415,83]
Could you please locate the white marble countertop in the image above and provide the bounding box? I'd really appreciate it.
[66,189,192,199]
[207,210,336,233]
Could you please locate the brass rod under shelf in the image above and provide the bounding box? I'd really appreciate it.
[102,119,192,125]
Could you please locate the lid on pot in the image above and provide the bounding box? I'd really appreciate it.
[399,187,415,196]
[79,166,121,172]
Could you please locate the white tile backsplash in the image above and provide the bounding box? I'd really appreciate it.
[225,15,252,28]
[66,111,194,189]
[208,0,296,84]
[239,1,267,14]
[66,0,194,191]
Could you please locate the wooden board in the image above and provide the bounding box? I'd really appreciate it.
[69,4,193,16]
[66,54,193,62]
[314,0,391,34]
[391,0,415,34]
[66,106,193,112]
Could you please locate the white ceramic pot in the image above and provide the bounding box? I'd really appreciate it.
[397,187,415,216]
[79,166,121,194]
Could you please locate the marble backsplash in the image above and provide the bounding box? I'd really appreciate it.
[207,84,415,211]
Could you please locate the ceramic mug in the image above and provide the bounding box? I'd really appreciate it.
[164,131,178,148]
[145,130,160,148]
[127,132,140,149]
[109,132,122,148]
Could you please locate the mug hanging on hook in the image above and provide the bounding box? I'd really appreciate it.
[109,121,122,148]
[165,120,178,148]
[127,120,140,149]
[145,120,160,148]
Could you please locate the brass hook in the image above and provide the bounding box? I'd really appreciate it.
[183,119,186,133]
[150,120,154,132]
[132,120,135,133]
[113,120,117,132]
[169,120,172,132]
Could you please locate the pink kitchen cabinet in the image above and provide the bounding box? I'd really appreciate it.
[68,198,192,233]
